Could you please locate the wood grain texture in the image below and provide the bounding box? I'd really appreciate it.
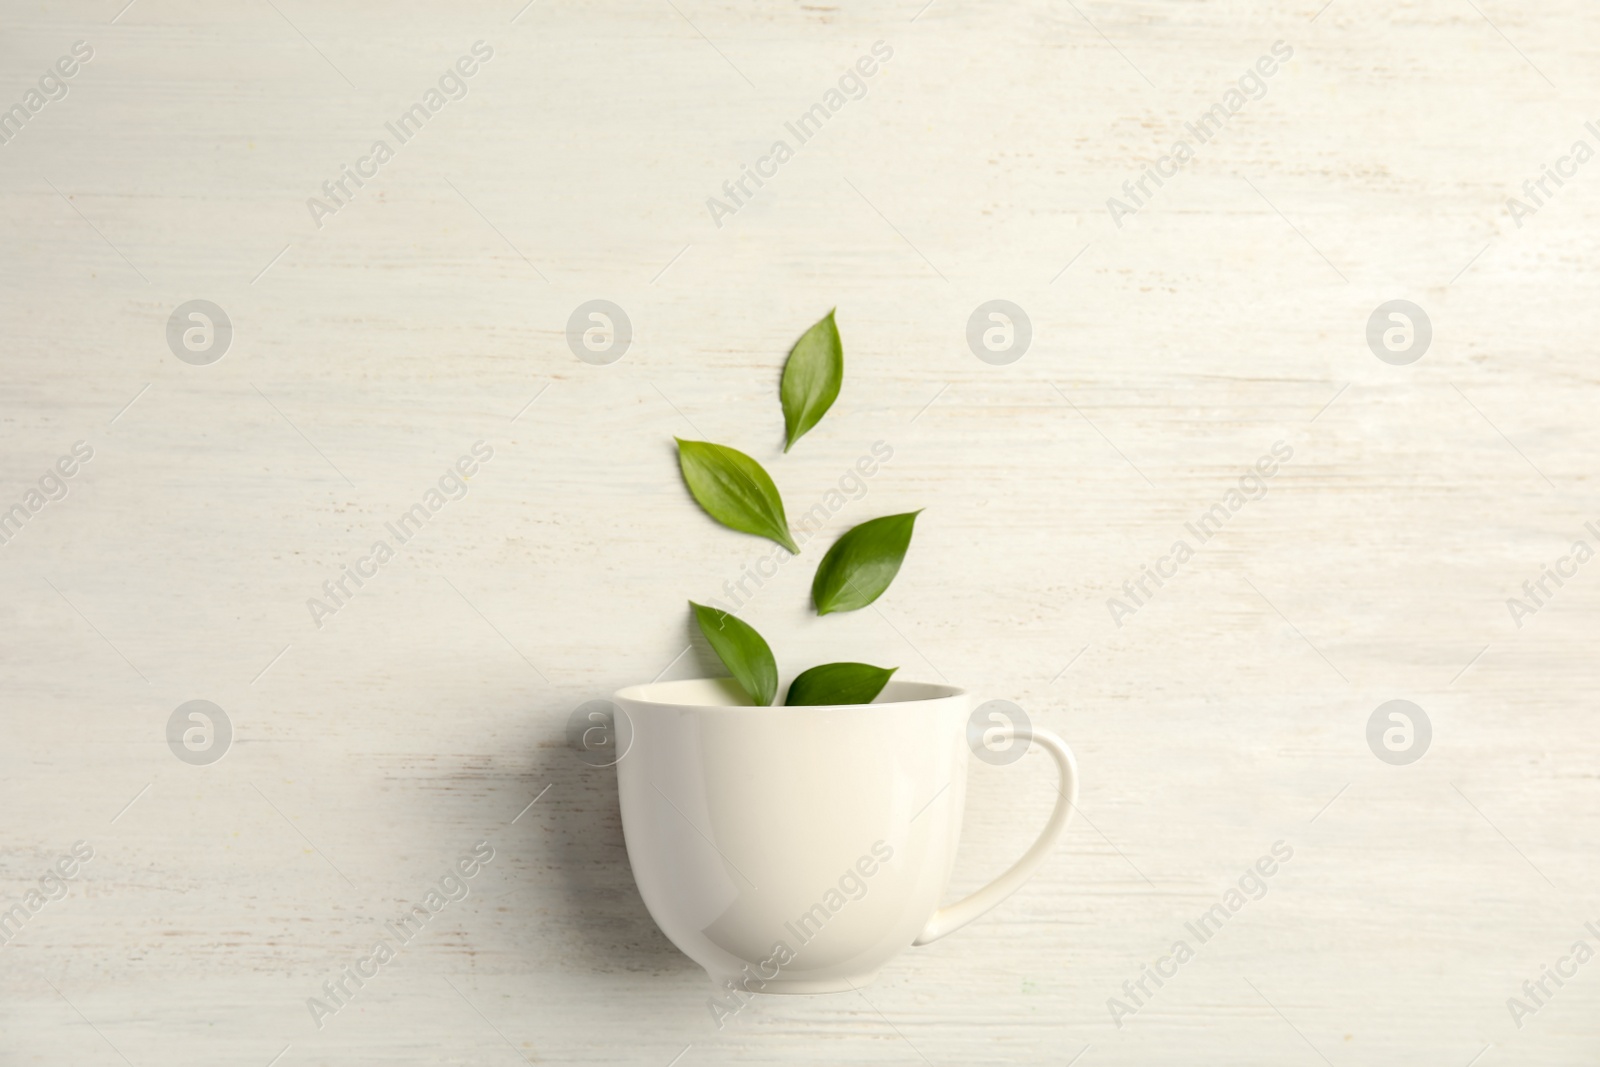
[1,0,1597,1063]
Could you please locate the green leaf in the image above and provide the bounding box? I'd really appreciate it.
[780,310,843,452]
[690,601,779,706]
[676,439,800,554]
[811,510,921,615]
[785,662,897,706]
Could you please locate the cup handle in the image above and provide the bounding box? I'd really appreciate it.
[913,724,1078,945]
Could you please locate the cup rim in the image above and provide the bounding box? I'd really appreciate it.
[614,677,966,710]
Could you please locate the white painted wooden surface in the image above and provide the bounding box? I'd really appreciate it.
[2,0,1598,1063]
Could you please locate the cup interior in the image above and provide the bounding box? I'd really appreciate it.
[614,677,965,708]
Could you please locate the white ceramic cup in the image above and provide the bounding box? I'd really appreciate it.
[612,678,1078,994]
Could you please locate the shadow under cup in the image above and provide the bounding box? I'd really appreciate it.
[613,679,973,994]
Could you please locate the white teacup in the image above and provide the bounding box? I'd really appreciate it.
[612,678,1078,995]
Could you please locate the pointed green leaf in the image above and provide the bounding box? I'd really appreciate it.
[676,439,800,554]
[780,310,843,452]
[690,601,779,706]
[811,510,921,615]
[784,662,897,706]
